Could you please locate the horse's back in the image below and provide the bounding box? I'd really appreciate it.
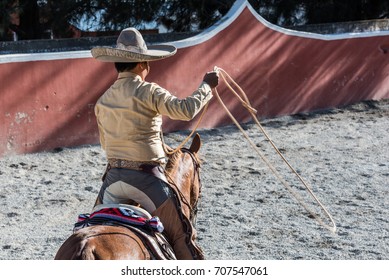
[54,225,150,260]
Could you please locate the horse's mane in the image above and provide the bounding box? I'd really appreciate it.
[165,149,183,173]
[164,147,201,174]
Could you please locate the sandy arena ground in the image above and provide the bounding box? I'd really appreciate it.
[0,99,388,260]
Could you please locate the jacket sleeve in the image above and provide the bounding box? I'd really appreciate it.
[150,82,213,121]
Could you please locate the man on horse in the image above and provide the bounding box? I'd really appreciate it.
[91,27,219,259]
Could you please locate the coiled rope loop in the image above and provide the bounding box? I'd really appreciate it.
[163,66,336,233]
[213,66,336,233]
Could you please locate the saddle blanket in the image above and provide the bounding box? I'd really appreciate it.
[74,206,164,233]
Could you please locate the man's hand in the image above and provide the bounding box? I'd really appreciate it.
[203,71,219,88]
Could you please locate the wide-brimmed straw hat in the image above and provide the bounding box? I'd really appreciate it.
[91,27,177,62]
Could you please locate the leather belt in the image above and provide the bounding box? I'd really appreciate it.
[106,158,168,184]
[108,158,160,170]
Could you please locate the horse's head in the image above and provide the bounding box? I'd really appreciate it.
[165,133,202,223]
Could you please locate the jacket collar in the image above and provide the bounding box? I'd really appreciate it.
[118,71,142,80]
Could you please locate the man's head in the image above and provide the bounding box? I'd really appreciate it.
[114,62,138,72]
[115,61,150,80]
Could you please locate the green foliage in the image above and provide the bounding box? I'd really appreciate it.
[249,0,389,26]
[0,0,388,40]
[158,0,235,32]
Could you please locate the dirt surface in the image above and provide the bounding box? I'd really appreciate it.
[1,99,388,260]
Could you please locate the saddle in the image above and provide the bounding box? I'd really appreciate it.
[74,204,176,260]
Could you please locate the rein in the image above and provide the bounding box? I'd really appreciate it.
[162,106,209,156]
[213,67,336,233]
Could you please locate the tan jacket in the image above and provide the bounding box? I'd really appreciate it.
[95,72,212,164]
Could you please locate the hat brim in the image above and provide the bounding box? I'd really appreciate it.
[91,44,177,62]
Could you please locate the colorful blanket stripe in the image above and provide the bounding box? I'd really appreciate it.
[74,207,164,233]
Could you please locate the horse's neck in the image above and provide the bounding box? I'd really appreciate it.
[166,151,194,216]
[166,154,187,195]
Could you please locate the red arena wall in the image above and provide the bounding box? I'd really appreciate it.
[1,0,388,156]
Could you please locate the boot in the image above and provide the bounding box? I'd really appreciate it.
[152,198,204,260]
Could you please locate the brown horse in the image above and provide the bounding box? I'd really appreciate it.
[54,134,203,260]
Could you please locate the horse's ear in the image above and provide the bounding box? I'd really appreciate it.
[189,133,202,153]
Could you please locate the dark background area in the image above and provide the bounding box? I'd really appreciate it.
[1,0,388,41]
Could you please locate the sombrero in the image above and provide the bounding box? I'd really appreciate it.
[91,27,177,62]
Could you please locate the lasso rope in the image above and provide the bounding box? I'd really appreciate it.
[213,66,336,233]
[163,67,336,233]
